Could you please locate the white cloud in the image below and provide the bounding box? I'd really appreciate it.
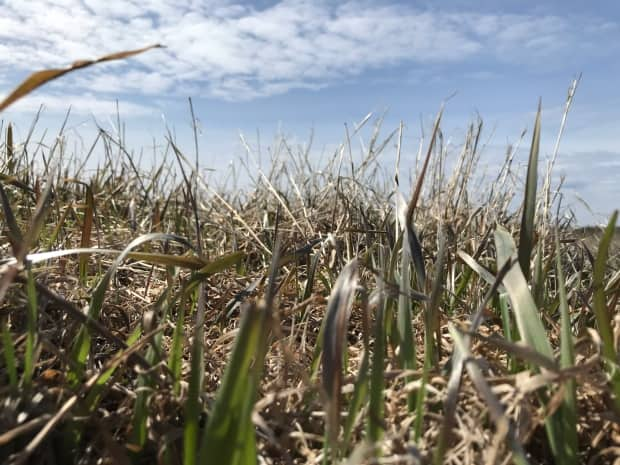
[0,1,617,103]
[0,91,158,117]
[73,70,174,95]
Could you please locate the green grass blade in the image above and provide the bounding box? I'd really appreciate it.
[407,106,443,217]
[130,340,157,452]
[78,182,95,284]
[310,308,327,380]
[497,293,516,372]
[384,233,402,349]
[342,349,368,448]
[495,226,567,461]
[130,287,175,452]
[303,252,321,301]
[404,224,426,290]
[6,123,15,173]
[458,251,507,293]
[0,182,23,255]
[414,225,447,440]
[397,248,416,410]
[554,231,578,464]
[343,289,372,448]
[518,100,541,281]
[197,302,265,465]
[184,282,206,465]
[168,289,189,396]
[495,227,553,359]
[196,251,245,274]
[367,286,386,446]
[592,210,620,411]
[426,224,447,364]
[592,210,618,361]
[453,266,473,301]
[321,259,359,450]
[21,176,54,255]
[532,243,545,308]
[196,236,280,465]
[21,264,38,391]
[401,106,443,291]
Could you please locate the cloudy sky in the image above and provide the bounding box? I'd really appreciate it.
[0,0,619,224]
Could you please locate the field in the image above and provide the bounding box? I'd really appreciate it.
[1,54,620,465]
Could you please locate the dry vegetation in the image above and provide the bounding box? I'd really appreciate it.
[1,53,620,465]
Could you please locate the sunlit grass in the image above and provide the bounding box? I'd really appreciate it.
[0,58,618,465]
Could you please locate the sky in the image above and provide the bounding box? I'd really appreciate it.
[0,0,619,224]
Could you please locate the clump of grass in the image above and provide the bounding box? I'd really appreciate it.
[0,58,619,465]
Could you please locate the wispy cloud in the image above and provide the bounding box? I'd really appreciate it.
[0,90,159,117]
[0,0,617,106]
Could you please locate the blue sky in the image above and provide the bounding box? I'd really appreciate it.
[0,0,619,223]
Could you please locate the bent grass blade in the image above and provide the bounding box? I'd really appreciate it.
[321,259,359,455]
[0,45,163,113]
[519,101,541,281]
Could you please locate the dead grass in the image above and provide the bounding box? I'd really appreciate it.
[0,100,619,465]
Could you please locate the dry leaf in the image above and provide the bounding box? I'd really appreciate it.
[0,44,163,112]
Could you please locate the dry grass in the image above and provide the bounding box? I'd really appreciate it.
[0,61,619,465]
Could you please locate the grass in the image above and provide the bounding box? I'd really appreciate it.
[1,54,620,464]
